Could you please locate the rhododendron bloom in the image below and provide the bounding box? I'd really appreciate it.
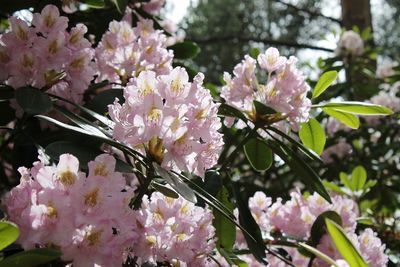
[221,48,311,131]
[0,5,96,106]
[336,30,364,57]
[95,19,173,84]
[133,192,215,265]
[3,154,137,267]
[321,138,353,163]
[109,67,223,176]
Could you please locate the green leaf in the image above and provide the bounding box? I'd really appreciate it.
[325,219,368,267]
[81,0,105,8]
[351,166,367,191]
[299,118,326,155]
[87,89,123,114]
[0,248,61,267]
[213,187,236,252]
[339,172,352,189]
[249,47,260,58]
[168,41,201,59]
[244,138,273,172]
[111,0,128,13]
[218,248,249,267]
[233,184,266,264]
[15,87,53,115]
[298,243,338,267]
[153,163,197,203]
[0,221,19,251]
[218,103,248,122]
[322,181,345,195]
[151,182,179,199]
[356,217,374,226]
[322,108,360,129]
[310,211,342,246]
[253,100,276,116]
[267,139,331,203]
[312,71,338,99]
[45,141,133,173]
[317,102,393,115]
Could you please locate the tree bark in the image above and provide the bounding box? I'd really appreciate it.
[341,0,373,32]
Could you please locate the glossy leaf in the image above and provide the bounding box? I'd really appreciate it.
[153,163,197,203]
[317,101,393,115]
[151,182,179,199]
[310,211,342,246]
[298,243,338,267]
[299,118,326,155]
[168,41,201,59]
[351,165,367,191]
[325,219,368,267]
[233,184,266,263]
[253,100,275,116]
[87,89,123,114]
[218,103,248,122]
[81,0,105,8]
[15,87,53,115]
[244,138,273,172]
[312,70,338,99]
[213,187,236,252]
[0,221,19,251]
[0,248,61,267]
[267,139,331,202]
[322,107,360,129]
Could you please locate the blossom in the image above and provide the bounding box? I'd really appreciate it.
[336,30,364,57]
[376,61,396,79]
[133,192,215,265]
[3,153,137,267]
[321,138,353,163]
[0,5,96,107]
[364,90,400,125]
[109,67,223,176]
[221,48,311,131]
[323,117,350,137]
[95,19,173,84]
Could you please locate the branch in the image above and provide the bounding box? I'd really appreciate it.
[271,0,342,25]
[189,35,334,52]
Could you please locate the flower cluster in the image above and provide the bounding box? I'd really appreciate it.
[241,190,388,267]
[335,30,364,57]
[3,154,137,267]
[221,47,311,131]
[0,5,96,105]
[109,67,224,176]
[134,192,215,265]
[95,19,173,84]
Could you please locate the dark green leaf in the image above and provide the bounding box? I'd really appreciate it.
[0,248,61,267]
[151,182,179,198]
[253,100,275,116]
[80,0,105,8]
[0,221,19,251]
[233,184,266,263]
[325,219,368,267]
[312,71,337,99]
[169,41,201,59]
[267,139,331,202]
[310,211,342,246]
[298,243,338,266]
[351,166,367,191]
[87,89,123,115]
[213,187,236,252]
[15,87,52,115]
[153,163,197,203]
[244,138,273,172]
[112,0,128,13]
[317,102,393,115]
[299,118,326,155]
[322,108,360,129]
[218,103,248,122]
[45,141,133,173]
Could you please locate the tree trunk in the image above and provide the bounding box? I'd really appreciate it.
[341,0,373,32]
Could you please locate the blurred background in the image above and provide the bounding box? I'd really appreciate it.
[163,0,399,83]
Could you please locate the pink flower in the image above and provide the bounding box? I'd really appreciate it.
[257,47,286,73]
[321,138,353,163]
[336,30,364,57]
[109,68,223,177]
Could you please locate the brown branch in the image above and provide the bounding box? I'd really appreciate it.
[271,0,342,25]
[189,35,335,52]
